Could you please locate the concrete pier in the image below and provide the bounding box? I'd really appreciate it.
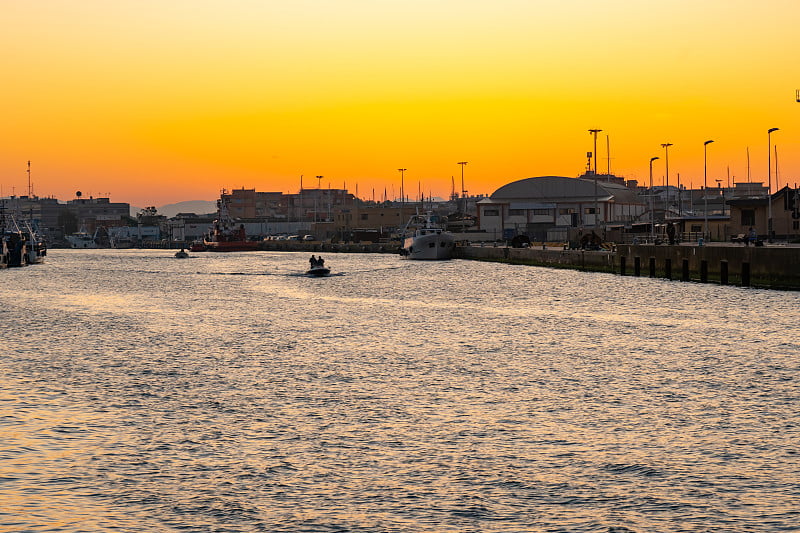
[258,239,799,290]
[455,243,800,290]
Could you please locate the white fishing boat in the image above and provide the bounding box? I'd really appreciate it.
[400,212,455,260]
[66,228,98,248]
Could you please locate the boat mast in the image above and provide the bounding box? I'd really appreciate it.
[457,161,468,213]
[27,161,32,197]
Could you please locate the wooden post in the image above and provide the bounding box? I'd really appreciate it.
[741,262,751,287]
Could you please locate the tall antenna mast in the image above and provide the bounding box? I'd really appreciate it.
[27,161,32,197]
[746,147,751,183]
[606,134,611,176]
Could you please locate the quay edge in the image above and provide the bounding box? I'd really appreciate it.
[455,244,800,291]
[258,240,799,290]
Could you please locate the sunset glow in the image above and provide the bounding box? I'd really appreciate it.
[2,0,798,206]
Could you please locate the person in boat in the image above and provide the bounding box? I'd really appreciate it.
[317,256,324,267]
[310,255,317,267]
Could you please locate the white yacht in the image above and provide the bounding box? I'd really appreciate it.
[400,212,455,260]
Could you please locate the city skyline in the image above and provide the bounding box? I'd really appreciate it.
[2,0,798,206]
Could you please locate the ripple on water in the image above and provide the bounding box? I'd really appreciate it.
[0,249,799,532]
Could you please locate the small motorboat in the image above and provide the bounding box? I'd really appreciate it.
[306,255,329,276]
[174,248,189,258]
[306,265,331,277]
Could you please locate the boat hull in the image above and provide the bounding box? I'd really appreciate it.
[203,240,260,252]
[402,232,455,260]
[306,266,331,277]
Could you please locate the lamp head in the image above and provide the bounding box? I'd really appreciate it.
[768,127,779,134]
[650,157,659,162]
[704,140,714,145]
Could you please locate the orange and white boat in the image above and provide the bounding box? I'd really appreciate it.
[202,190,260,252]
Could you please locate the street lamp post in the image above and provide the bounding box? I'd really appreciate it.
[649,156,659,242]
[767,127,779,242]
[397,168,406,211]
[661,143,673,214]
[314,176,324,224]
[589,129,602,227]
[703,140,714,241]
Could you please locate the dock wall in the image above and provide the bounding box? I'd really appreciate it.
[260,240,799,290]
[456,244,800,290]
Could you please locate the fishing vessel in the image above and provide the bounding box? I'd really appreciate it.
[400,212,455,260]
[1,214,46,266]
[203,190,260,252]
[65,228,98,248]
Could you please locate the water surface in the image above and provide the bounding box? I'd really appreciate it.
[2,249,799,532]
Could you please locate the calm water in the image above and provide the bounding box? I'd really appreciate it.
[2,249,799,532]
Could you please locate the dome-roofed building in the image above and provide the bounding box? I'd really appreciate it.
[477,175,645,240]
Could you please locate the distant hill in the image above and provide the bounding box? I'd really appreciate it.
[158,200,217,218]
[129,200,217,218]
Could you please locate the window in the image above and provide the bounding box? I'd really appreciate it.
[559,208,574,215]
[741,209,755,226]
[691,224,702,232]
[509,209,525,216]
[483,209,499,216]
[533,209,550,216]
[360,213,369,220]
[584,207,596,214]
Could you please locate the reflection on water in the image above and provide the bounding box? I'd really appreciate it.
[1,249,799,532]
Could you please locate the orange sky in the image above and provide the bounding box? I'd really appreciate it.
[2,0,798,206]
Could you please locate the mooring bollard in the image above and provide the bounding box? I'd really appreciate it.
[742,262,751,287]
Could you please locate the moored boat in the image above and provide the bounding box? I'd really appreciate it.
[203,190,261,252]
[400,212,455,260]
[65,228,98,248]
[1,216,46,266]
